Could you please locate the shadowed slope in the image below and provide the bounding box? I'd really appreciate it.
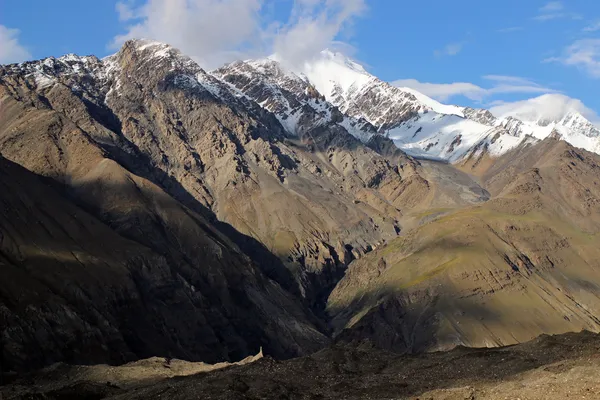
[0,152,327,372]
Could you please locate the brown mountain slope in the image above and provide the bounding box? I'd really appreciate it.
[0,152,327,372]
[0,40,444,371]
[327,137,600,353]
[0,40,436,309]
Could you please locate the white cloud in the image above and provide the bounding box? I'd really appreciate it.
[391,75,557,102]
[272,0,366,68]
[545,39,600,78]
[486,99,509,108]
[112,0,265,69]
[583,20,600,32]
[112,0,366,70]
[434,42,464,57]
[392,79,483,102]
[489,93,600,125]
[533,1,580,21]
[0,25,31,65]
[116,1,138,21]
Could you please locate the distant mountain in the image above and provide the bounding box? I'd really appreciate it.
[289,50,600,161]
[491,94,600,151]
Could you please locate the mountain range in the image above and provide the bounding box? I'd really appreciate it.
[246,49,600,161]
[1,39,600,381]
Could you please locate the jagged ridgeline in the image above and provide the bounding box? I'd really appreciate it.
[1,40,600,374]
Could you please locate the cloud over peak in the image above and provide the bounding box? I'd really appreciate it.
[489,93,600,125]
[112,0,366,70]
[113,0,264,69]
[0,25,31,65]
[272,0,365,68]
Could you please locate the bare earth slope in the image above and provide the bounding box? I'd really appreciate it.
[0,146,326,371]
[327,137,600,353]
[0,40,440,372]
[0,40,436,311]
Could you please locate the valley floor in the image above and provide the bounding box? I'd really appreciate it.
[2,331,600,399]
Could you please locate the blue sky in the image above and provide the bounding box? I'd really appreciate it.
[1,0,599,118]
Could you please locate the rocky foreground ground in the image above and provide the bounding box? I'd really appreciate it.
[2,331,600,399]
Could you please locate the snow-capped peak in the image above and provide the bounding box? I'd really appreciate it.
[490,94,599,132]
[397,86,465,118]
[559,111,600,138]
[0,52,105,91]
[297,51,445,131]
[318,49,370,75]
[489,94,600,143]
[293,53,600,159]
[212,56,376,142]
[300,50,374,106]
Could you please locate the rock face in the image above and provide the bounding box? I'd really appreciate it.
[97,41,431,307]
[0,42,336,371]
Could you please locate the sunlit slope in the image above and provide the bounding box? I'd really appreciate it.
[327,137,600,352]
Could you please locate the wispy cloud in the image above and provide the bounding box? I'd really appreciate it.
[434,42,464,57]
[533,1,581,21]
[540,1,563,13]
[0,25,31,64]
[535,1,563,20]
[272,0,366,68]
[391,75,557,102]
[534,13,563,21]
[483,75,540,87]
[545,39,600,78]
[112,0,366,69]
[583,20,600,32]
[393,79,483,101]
[497,26,523,33]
